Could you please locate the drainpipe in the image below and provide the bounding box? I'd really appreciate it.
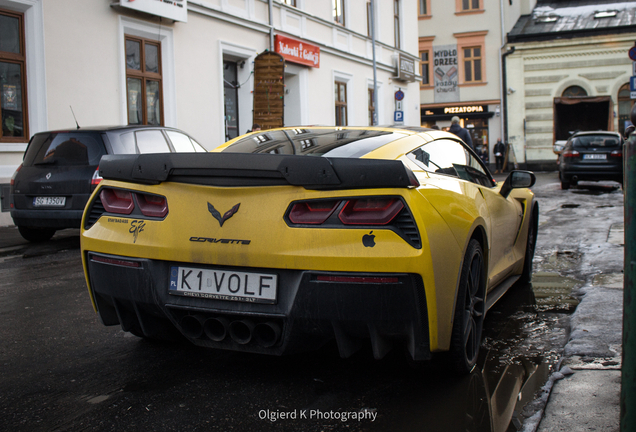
[502,46,516,144]
[499,0,506,143]
[371,0,378,125]
[268,0,274,51]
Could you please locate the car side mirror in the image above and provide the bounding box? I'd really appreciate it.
[500,170,536,198]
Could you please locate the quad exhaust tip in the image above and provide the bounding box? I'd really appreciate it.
[180,315,282,347]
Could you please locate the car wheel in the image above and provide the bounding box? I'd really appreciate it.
[17,226,56,242]
[560,179,570,190]
[519,206,537,284]
[449,239,485,374]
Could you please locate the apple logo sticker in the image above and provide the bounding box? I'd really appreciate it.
[362,231,376,248]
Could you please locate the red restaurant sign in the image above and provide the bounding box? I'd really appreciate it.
[275,35,320,68]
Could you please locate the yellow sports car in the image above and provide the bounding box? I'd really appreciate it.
[81,127,537,373]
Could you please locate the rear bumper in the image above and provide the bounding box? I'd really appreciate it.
[85,252,431,361]
[560,167,622,182]
[11,209,83,228]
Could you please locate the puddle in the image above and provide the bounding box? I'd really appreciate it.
[531,272,581,312]
[591,272,623,289]
[536,250,583,273]
[560,204,580,209]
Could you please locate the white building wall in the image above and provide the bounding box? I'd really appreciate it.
[0,0,420,186]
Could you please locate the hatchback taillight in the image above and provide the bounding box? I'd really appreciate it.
[10,164,22,186]
[339,198,404,225]
[562,150,580,158]
[91,168,103,189]
[610,150,622,157]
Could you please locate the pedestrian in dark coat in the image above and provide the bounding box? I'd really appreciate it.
[493,138,506,174]
[448,116,473,150]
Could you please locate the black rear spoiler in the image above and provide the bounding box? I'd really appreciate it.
[98,153,418,190]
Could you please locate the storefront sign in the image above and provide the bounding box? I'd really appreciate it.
[119,0,187,23]
[433,44,459,103]
[422,105,488,117]
[275,35,320,68]
[395,54,416,83]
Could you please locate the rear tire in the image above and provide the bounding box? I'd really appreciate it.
[449,239,486,374]
[17,226,56,242]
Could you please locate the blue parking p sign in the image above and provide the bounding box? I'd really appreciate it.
[394,111,404,122]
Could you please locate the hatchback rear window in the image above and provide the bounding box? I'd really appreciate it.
[572,135,621,149]
[23,132,106,167]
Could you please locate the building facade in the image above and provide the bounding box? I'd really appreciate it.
[418,0,536,166]
[506,0,636,169]
[0,0,420,185]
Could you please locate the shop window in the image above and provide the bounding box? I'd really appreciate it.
[394,0,401,49]
[333,0,345,26]
[368,88,375,126]
[618,83,633,137]
[0,9,28,142]
[125,35,163,126]
[562,86,587,97]
[335,81,347,126]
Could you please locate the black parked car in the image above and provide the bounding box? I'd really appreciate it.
[10,125,207,242]
[558,131,623,190]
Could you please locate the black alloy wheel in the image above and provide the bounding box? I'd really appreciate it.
[449,239,486,374]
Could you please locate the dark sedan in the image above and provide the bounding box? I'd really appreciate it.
[558,131,623,190]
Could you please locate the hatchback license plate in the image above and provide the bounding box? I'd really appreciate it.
[33,196,66,207]
[169,266,277,304]
[583,153,606,160]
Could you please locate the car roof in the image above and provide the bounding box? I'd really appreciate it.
[571,131,621,138]
[34,125,187,134]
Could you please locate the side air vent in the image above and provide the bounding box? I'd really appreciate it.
[392,207,422,249]
[85,196,105,230]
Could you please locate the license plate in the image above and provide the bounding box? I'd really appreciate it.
[169,266,277,304]
[33,196,66,207]
[583,153,607,160]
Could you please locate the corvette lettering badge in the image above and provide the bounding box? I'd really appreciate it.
[208,202,240,227]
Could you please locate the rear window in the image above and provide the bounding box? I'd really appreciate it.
[222,128,407,158]
[23,132,106,167]
[571,135,621,149]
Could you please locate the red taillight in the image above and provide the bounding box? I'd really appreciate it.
[562,150,580,158]
[339,198,404,225]
[289,200,339,224]
[136,193,168,218]
[100,188,134,214]
[316,275,399,284]
[10,164,22,186]
[91,168,103,188]
[98,188,168,218]
[610,150,622,157]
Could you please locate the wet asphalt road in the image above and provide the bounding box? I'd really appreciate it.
[0,171,623,432]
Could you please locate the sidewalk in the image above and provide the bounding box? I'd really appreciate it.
[534,274,623,431]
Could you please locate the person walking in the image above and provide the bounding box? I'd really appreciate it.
[448,116,473,150]
[493,138,506,174]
